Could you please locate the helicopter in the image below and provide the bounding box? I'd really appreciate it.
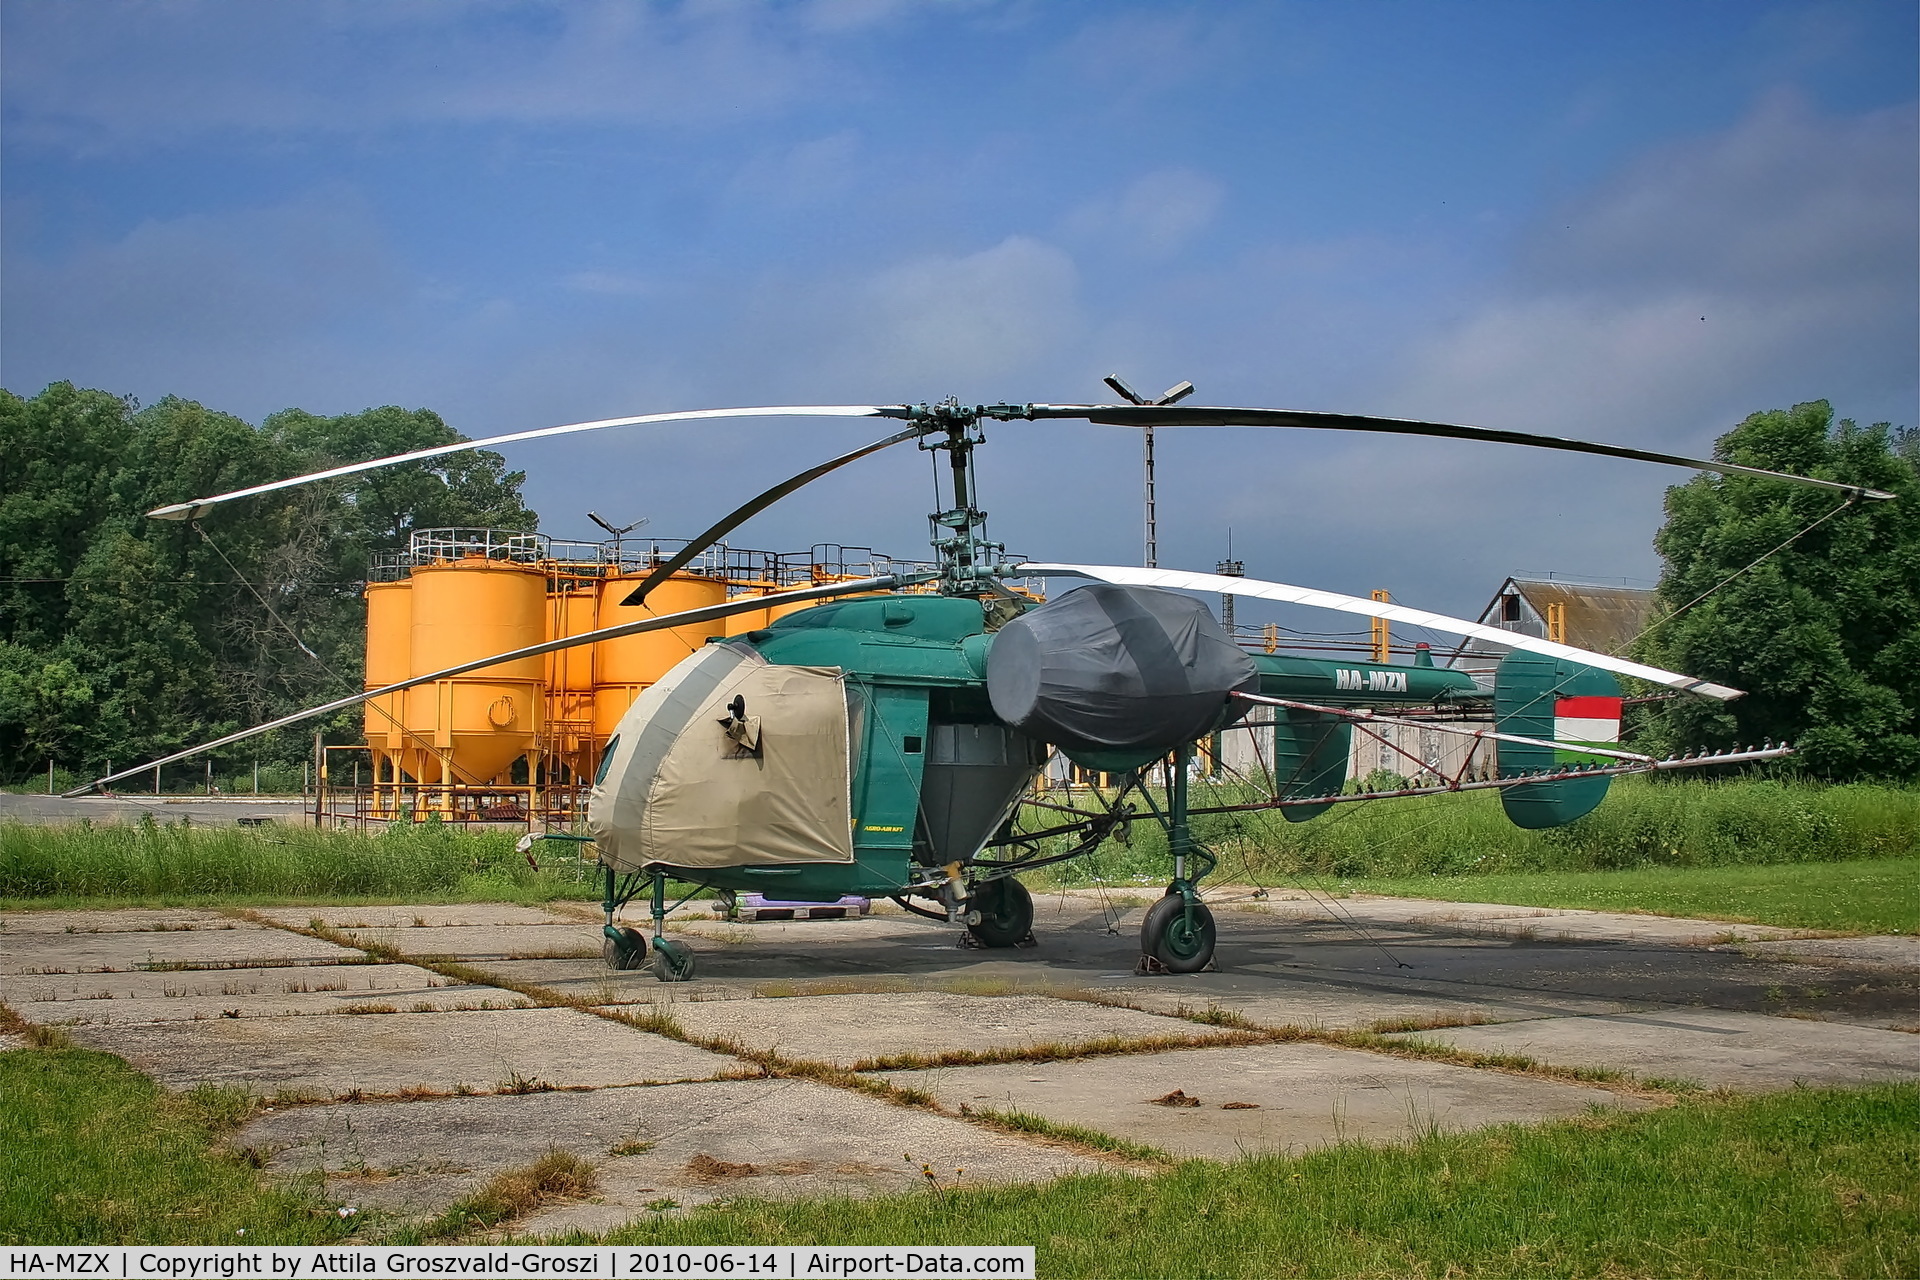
[97,384,1892,981]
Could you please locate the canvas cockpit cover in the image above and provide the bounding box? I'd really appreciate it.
[589,643,853,872]
[987,584,1258,757]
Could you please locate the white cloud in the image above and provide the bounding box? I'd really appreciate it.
[822,235,1085,390]
[1,1,859,148]
[0,191,411,402]
[725,130,864,206]
[1065,168,1226,258]
[1384,92,1918,449]
[563,270,655,297]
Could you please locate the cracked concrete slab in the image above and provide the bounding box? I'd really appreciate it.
[0,921,364,974]
[467,899,1917,1034]
[239,1076,1111,1232]
[250,905,580,930]
[1389,1008,1920,1090]
[64,1006,744,1096]
[1265,897,1806,944]
[322,923,602,962]
[0,907,236,934]
[2,963,528,1025]
[643,991,1228,1067]
[879,1042,1646,1161]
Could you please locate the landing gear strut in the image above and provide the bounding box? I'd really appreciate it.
[648,868,696,982]
[600,863,696,981]
[1138,741,1217,974]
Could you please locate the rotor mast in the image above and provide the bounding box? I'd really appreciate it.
[910,399,1007,596]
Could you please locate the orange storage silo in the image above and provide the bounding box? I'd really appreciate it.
[545,585,599,776]
[764,573,892,625]
[363,579,412,755]
[592,571,728,742]
[720,580,785,635]
[407,557,547,784]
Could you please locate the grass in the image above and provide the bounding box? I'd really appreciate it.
[1357,857,1920,935]
[11,1037,1914,1272]
[417,1150,597,1240]
[575,1084,1920,1277]
[0,1047,357,1244]
[1030,776,1920,886]
[0,817,601,906]
[4,777,1914,910]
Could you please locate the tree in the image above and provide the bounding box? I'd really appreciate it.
[0,384,537,781]
[1633,401,1918,779]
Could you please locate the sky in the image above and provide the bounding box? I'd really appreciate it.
[4,0,1916,646]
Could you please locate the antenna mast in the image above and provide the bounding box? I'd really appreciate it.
[1103,375,1195,570]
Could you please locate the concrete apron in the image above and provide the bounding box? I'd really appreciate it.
[1388,1008,1920,1090]
[242,1078,1108,1236]
[879,1042,1651,1161]
[4,894,1917,1235]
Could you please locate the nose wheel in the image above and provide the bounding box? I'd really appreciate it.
[966,877,1034,948]
[602,925,649,971]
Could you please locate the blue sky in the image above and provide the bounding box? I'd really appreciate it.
[4,0,1915,641]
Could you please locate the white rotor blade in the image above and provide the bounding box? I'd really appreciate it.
[148,405,894,520]
[1019,563,1743,701]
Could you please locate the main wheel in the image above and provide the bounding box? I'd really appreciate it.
[1141,894,1216,974]
[966,877,1034,948]
[652,937,697,982]
[603,926,648,971]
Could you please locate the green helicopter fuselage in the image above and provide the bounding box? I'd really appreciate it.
[683,593,1478,902]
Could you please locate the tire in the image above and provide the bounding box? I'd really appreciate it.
[966,877,1034,948]
[652,938,697,982]
[602,926,648,971]
[1141,893,1216,974]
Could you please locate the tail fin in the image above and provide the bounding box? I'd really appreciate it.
[1494,650,1623,829]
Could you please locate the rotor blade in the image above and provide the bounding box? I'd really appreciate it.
[1017,563,1745,701]
[1020,404,1897,501]
[146,405,898,521]
[64,572,931,797]
[618,424,929,607]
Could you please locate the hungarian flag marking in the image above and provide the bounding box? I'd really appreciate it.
[1554,695,1622,763]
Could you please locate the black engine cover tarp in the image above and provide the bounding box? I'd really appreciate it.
[987,584,1258,757]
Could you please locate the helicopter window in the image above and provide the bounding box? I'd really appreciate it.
[594,736,620,786]
[903,735,923,755]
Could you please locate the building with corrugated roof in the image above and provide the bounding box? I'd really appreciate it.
[1448,576,1658,683]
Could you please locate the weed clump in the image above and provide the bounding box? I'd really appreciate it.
[427,1150,596,1238]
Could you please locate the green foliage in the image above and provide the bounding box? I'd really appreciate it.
[591,1085,1920,1278]
[1633,401,1919,779]
[0,383,535,781]
[0,820,597,904]
[0,1048,355,1244]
